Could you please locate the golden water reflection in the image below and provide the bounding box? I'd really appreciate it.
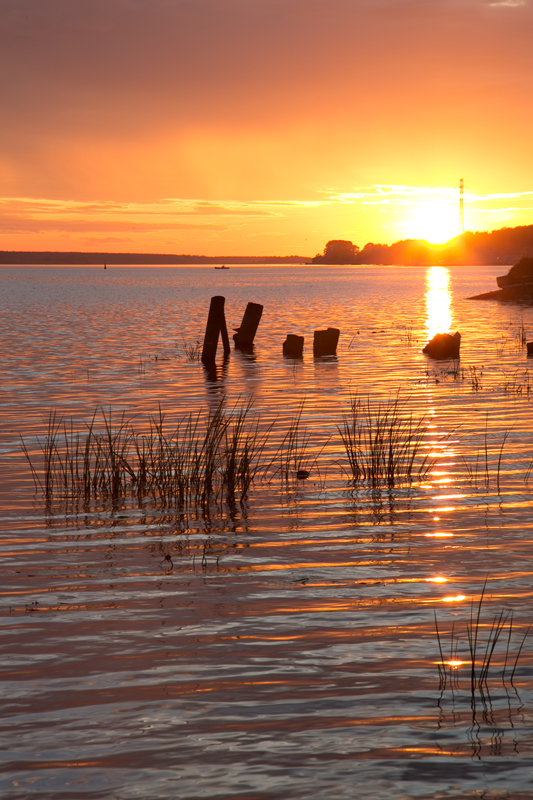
[425,266,452,339]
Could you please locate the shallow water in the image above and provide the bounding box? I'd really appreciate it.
[1,265,533,799]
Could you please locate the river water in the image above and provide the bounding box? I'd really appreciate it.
[1,265,532,799]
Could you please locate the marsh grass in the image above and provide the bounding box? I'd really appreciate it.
[179,337,202,362]
[469,365,482,392]
[338,394,437,488]
[501,368,533,396]
[267,402,325,485]
[448,359,462,380]
[24,395,519,510]
[495,337,509,358]
[402,322,415,346]
[435,582,530,699]
[427,361,482,387]
[461,418,510,494]
[514,318,527,351]
[22,401,271,510]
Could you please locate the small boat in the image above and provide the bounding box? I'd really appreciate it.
[214,265,229,269]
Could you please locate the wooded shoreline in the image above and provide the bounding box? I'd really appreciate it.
[3,222,533,266]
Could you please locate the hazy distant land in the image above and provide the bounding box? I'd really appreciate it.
[0,252,309,266]
[2,223,533,266]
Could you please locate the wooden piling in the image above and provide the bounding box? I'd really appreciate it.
[233,302,263,348]
[283,334,304,358]
[313,327,340,357]
[202,295,231,363]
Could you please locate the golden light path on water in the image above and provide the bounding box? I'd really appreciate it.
[425,265,452,338]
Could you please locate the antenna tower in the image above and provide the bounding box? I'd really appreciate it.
[459,178,464,234]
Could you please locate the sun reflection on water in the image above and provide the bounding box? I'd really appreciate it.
[425,266,452,339]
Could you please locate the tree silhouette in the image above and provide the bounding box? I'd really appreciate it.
[313,239,360,264]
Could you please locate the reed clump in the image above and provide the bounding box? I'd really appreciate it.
[179,337,202,362]
[338,394,436,487]
[435,582,530,698]
[267,402,325,485]
[514,318,527,351]
[501,368,533,396]
[461,417,510,494]
[22,401,270,509]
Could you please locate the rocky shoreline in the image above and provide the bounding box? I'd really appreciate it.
[469,257,533,303]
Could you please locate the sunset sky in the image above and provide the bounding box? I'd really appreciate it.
[2,0,533,256]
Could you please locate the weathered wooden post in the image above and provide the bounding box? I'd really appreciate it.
[527,341,533,357]
[201,295,231,363]
[233,302,263,349]
[313,327,340,357]
[283,334,304,358]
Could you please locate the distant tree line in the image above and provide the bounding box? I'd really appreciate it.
[311,225,533,266]
[0,252,309,265]
[4,223,533,267]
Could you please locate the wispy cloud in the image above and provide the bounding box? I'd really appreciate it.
[329,185,533,208]
[0,215,228,234]
[488,1,526,7]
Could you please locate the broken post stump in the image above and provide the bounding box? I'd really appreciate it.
[422,331,461,360]
[283,334,304,358]
[313,327,340,357]
[233,302,263,349]
[201,295,231,363]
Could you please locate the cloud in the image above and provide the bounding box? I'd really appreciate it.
[0,197,281,218]
[329,185,533,208]
[0,214,228,234]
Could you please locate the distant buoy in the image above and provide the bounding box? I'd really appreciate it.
[104,264,107,269]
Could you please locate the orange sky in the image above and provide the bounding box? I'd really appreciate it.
[1,0,533,256]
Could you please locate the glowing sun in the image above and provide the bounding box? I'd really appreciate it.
[405,203,459,244]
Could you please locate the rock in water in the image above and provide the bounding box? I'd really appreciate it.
[422,331,461,360]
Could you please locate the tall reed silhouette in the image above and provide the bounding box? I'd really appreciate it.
[338,394,436,487]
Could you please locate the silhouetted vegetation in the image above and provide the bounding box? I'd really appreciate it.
[21,397,438,511]
[311,239,360,264]
[505,255,533,283]
[312,224,533,266]
[435,582,530,697]
[338,395,437,487]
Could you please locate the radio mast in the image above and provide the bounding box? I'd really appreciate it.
[459,178,464,234]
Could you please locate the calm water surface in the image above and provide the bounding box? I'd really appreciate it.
[1,265,533,799]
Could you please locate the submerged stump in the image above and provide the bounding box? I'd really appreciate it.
[283,334,304,358]
[422,331,461,360]
[313,327,340,357]
[201,295,231,363]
